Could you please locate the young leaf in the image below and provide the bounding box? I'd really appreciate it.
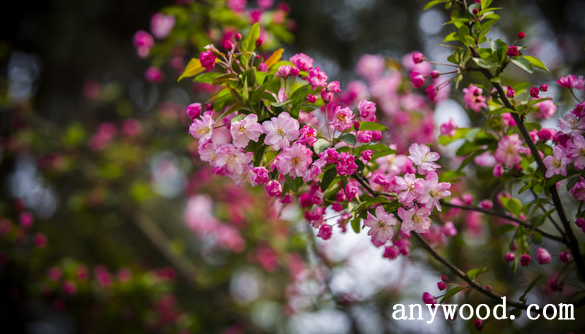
[321,168,337,192]
[339,133,357,146]
[178,58,205,81]
[265,48,284,69]
[523,55,548,71]
[441,286,466,302]
[510,57,534,74]
[358,121,387,132]
[241,23,261,53]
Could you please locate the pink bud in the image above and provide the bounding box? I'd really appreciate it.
[412,52,424,64]
[430,70,440,79]
[536,247,551,264]
[539,84,548,92]
[506,86,515,98]
[265,180,282,197]
[520,254,531,267]
[479,199,493,210]
[437,281,447,291]
[317,224,333,240]
[307,94,317,103]
[474,319,484,331]
[422,292,437,305]
[493,163,503,177]
[186,103,202,119]
[383,246,399,260]
[505,252,515,263]
[559,251,572,263]
[530,87,540,98]
[517,31,526,39]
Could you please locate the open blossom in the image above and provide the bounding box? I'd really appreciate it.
[298,125,317,146]
[275,143,313,178]
[331,106,355,131]
[534,99,556,119]
[408,143,440,175]
[418,172,451,211]
[356,54,385,81]
[276,65,292,77]
[151,13,175,39]
[265,180,282,197]
[494,134,522,168]
[214,144,253,176]
[262,112,300,150]
[358,100,376,121]
[557,74,585,90]
[308,66,328,88]
[543,146,570,178]
[198,140,218,164]
[463,84,487,112]
[252,166,269,185]
[290,53,314,71]
[559,113,585,135]
[398,205,432,234]
[189,113,214,140]
[337,152,358,176]
[570,176,585,201]
[567,135,585,169]
[393,173,423,207]
[363,206,397,246]
[230,114,263,148]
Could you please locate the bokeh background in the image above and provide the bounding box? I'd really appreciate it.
[2,0,585,333]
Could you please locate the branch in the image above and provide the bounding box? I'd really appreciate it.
[441,201,566,243]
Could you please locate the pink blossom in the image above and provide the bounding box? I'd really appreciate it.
[265,180,282,197]
[262,112,300,150]
[198,140,218,164]
[307,94,317,103]
[298,126,317,146]
[570,176,585,201]
[403,51,431,76]
[506,46,519,57]
[200,51,216,72]
[536,247,551,264]
[422,292,437,306]
[303,164,321,182]
[530,87,540,98]
[275,143,313,178]
[573,102,585,117]
[426,84,437,102]
[506,86,515,98]
[357,100,376,122]
[501,112,517,127]
[290,53,314,71]
[393,173,423,207]
[363,206,397,246]
[520,254,531,267]
[145,67,164,84]
[227,0,246,13]
[258,0,273,8]
[567,135,585,169]
[479,199,493,210]
[276,65,292,77]
[357,131,372,143]
[356,54,385,81]
[538,128,555,142]
[493,163,504,177]
[543,146,570,178]
[463,84,487,112]
[474,151,496,167]
[344,179,360,200]
[330,106,355,132]
[441,221,457,237]
[559,113,585,135]
[383,246,399,260]
[440,118,458,137]
[317,224,333,240]
[559,251,572,263]
[535,100,556,119]
[398,205,432,234]
[361,150,373,162]
[151,13,175,39]
[336,152,358,176]
[418,172,451,211]
[252,166,269,185]
[437,281,447,291]
[133,30,154,58]
[19,211,33,228]
[230,114,263,148]
[308,66,328,89]
[494,134,522,168]
[410,71,425,89]
[557,74,585,90]
[122,119,142,137]
[189,113,214,140]
[186,103,202,119]
[408,143,441,175]
[505,252,515,263]
[215,144,254,176]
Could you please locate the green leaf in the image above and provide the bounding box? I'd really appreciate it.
[358,121,387,132]
[321,168,337,192]
[510,57,534,74]
[497,224,516,235]
[441,286,466,302]
[241,23,261,53]
[284,175,299,193]
[351,196,391,213]
[473,57,498,69]
[193,72,223,84]
[351,215,362,233]
[339,133,357,146]
[314,139,330,154]
[523,56,548,71]
[423,0,444,10]
[480,0,493,9]
[501,197,523,217]
[467,267,488,280]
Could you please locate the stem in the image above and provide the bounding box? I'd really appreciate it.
[441,201,566,243]
[529,188,565,237]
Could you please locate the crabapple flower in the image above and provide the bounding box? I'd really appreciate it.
[570,176,585,201]
[530,87,540,98]
[262,112,300,150]
[505,252,515,263]
[393,173,422,207]
[567,135,585,169]
[426,84,437,102]
[543,146,570,178]
[559,113,585,135]
[422,292,437,306]
[198,140,218,164]
[520,254,532,267]
[252,166,269,185]
[410,71,425,89]
[189,113,214,140]
[227,0,246,13]
[317,224,333,240]
[290,53,314,71]
[494,134,522,168]
[418,172,451,211]
[265,180,282,197]
[557,74,585,90]
[150,13,175,39]
[275,143,313,178]
[200,51,216,72]
[408,143,441,175]
[463,84,487,112]
[133,31,154,58]
[357,100,376,121]
[363,206,397,246]
[230,114,263,148]
[214,144,253,176]
[308,66,328,89]
[336,152,358,176]
[331,106,355,131]
[535,100,556,119]
[298,126,317,146]
[356,54,385,81]
[506,46,519,57]
[536,247,551,264]
[398,205,432,234]
[186,103,202,119]
[145,67,164,83]
[440,118,457,137]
